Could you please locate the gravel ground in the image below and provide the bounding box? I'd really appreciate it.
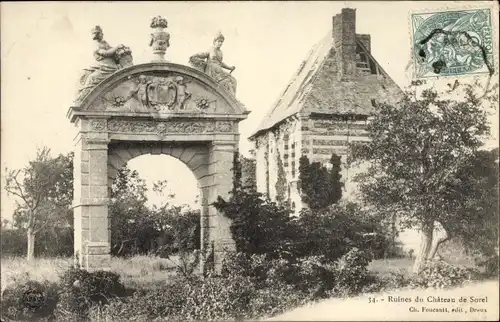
[267,280,499,321]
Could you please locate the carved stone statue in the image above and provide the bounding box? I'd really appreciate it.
[76,26,133,102]
[149,16,170,61]
[189,32,237,95]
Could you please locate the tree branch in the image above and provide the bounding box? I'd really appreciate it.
[6,170,34,210]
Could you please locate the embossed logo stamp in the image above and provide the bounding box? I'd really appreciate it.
[411,9,494,78]
[22,285,46,312]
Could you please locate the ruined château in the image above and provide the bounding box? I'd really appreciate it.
[249,8,402,211]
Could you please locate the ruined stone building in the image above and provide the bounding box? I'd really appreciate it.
[249,8,401,211]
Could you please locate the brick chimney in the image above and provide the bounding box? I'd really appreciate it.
[332,8,357,79]
[356,34,371,52]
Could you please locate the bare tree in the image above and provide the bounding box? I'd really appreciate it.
[4,147,72,260]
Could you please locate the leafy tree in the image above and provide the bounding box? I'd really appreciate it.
[1,228,26,257]
[296,202,393,262]
[215,153,395,263]
[109,166,150,256]
[350,82,498,273]
[240,155,257,192]
[148,180,201,274]
[109,170,202,258]
[433,148,499,261]
[298,154,343,210]
[214,189,297,257]
[4,148,73,260]
[215,151,297,256]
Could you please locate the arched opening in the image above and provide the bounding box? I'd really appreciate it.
[109,153,201,261]
[106,141,210,262]
[128,154,200,210]
[69,62,249,272]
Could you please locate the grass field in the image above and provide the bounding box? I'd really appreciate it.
[367,252,479,278]
[2,255,495,321]
[1,255,421,294]
[0,255,182,293]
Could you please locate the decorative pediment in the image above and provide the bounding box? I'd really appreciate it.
[71,63,248,119]
[87,72,225,113]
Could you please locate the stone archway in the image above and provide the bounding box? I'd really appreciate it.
[68,62,249,272]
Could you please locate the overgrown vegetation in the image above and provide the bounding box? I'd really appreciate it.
[2,79,498,321]
[298,153,343,210]
[214,153,395,262]
[1,251,483,321]
[349,81,499,273]
[3,148,73,260]
[2,158,202,260]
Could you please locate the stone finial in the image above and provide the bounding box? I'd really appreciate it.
[91,25,102,34]
[213,31,225,43]
[149,16,170,62]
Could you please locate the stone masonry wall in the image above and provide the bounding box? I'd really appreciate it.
[299,116,370,203]
[253,119,303,210]
[73,129,111,270]
[73,117,239,273]
[254,115,371,210]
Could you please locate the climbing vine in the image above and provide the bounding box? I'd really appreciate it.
[264,150,270,197]
[232,149,242,195]
[275,148,288,204]
[298,153,343,210]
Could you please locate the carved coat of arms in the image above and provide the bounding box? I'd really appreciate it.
[145,76,192,111]
[147,78,179,110]
[97,74,221,112]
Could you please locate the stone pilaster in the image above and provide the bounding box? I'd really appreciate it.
[199,187,210,274]
[73,127,111,270]
[206,141,237,272]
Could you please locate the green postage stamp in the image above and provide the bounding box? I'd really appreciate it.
[412,8,494,78]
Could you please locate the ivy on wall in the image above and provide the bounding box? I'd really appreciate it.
[275,148,288,205]
[298,153,343,210]
[264,150,270,197]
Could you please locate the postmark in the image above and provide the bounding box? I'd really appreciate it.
[411,8,494,78]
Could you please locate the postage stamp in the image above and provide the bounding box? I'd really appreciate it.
[411,8,494,79]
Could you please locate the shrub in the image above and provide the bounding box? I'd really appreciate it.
[0,280,59,321]
[90,277,192,320]
[293,256,336,298]
[221,252,269,281]
[362,270,412,293]
[213,190,297,257]
[55,267,126,320]
[476,253,499,277]
[264,257,301,288]
[408,259,480,289]
[1,229,28,257]
[1,227,74,258]
[91,274,257,321]
[182,275,256,321]
[174,249,201,277]
[247,285,309,319]
[295,204,393,262]
[330,248,373,296]
[221,251,373,299]
[221,252,308,291]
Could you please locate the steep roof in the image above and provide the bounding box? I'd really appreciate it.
[249,32,402,139]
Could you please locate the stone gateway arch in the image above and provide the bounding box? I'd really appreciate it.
[67,20,248,272]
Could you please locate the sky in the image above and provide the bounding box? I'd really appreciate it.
[1,1,499,221]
